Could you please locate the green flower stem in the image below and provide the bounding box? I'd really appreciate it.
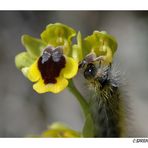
[68,79,89,118]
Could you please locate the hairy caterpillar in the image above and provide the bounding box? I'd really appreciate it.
[79,53,128,137]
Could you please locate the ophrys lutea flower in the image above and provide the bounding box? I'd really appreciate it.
[15,23,78,94]
[27,46,78,93]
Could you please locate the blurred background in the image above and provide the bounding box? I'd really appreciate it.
[0,11,148,137]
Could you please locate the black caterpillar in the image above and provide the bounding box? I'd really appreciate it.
[79,55,128,137]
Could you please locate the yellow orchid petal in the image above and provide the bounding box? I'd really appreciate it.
[61,57,78,79]
[104,46,113,64]
[33,76,68,94]
[33,79,49,93]
[21,67,29,77]
[27,60,41,82]
[50,77,68,93]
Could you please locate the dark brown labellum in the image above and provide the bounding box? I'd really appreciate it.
[38,46,66,84]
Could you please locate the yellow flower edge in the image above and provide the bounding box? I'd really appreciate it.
[27,60,41,82]
[33,77,68,94]
[61,56,78,79]
[25,56,78,94]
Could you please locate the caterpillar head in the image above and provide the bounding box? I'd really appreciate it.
[79,53,111,88]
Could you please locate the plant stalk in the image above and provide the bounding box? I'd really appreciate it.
[68,79,89,118]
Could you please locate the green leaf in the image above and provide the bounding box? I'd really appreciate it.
[41,23,76,55]
[41,122,81,138]
[82,114,94,137]
[72,31,83,62]
[15,52,35,70]
[22,35,47,59]
[84,31,118,56]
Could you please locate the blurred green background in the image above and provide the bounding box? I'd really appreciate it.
[0,11,148,137]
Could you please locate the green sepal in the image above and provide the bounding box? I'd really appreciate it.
[15,52,35,70]
[82,114,94,137]
[41,122,81,138]
[72,31,83,62]
[41,23,76,55]
[84,31,117,56]
[22,35,47,59]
